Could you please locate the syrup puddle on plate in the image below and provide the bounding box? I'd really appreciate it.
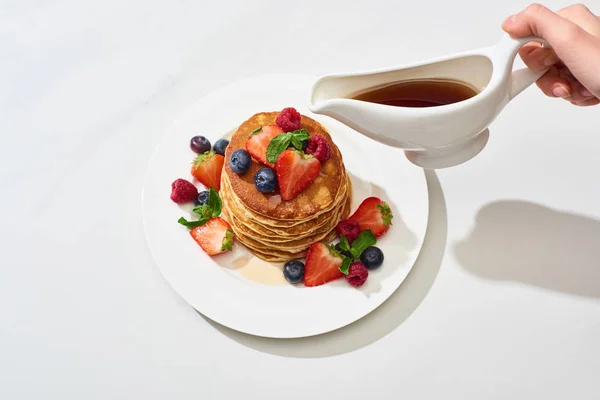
[229,252,287,286]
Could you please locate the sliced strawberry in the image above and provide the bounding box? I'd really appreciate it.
[245,124,284,167]
[303,242,344,287]
[275,149,320,201]
[191,151,224,190]
[190,217,235,255]
[349,197,393,237]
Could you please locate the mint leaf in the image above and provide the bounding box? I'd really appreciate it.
[266,132,292,163]
[178,216,210,229]
[339,257,352,275]
[207,187,222,217]
[339,235,351,251]
[221,229,235,251]
[291,135,303,150]
[192,204,211,217]
[290,129,310,142]
[350,229,377,259]
[250,126,262,135]
[376,202,393,227]
[182,189,222,229]
[290,129,310,150]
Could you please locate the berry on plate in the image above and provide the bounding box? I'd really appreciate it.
[246,124,284,167]
[360,246,384,269]
[213,138,229,155]
[335,219,361,244]
[170,178,198,204]
[349,197,393,237]
[275,107,302,132]
[191,151,224,190]
[194,190,210,206]
[275,149,320,201]
[303,242,344,287]
[345,262,369,287]
[190,217,235,255]
[283,260,305,284]
[254,167,278,193]
[190,135,211,154]
[305,134,332,163]
[230,149,251,174]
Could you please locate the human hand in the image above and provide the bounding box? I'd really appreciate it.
[502,3,600,106]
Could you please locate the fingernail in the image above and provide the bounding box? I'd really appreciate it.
[580,87,594,97]
[502,15,516,30]
[552,86,570,98]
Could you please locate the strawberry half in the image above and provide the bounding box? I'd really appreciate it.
[190,217,235,255]
[275,149,320,201]
[349,197,393,237]
[245,124,284,167]
[191,151,224,190]
[303,242,344,287]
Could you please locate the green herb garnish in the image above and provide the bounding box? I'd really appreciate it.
[177,217,209,229]
[339,257,352,275]
[265,129,311,163]
[177,188,222,229]
[337,229,378,274]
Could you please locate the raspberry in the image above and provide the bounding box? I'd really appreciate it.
[345,262,368,287]
[336,219,361,244]
[275,107,302,132]
[305,134,332,163]
[170,178,198,204]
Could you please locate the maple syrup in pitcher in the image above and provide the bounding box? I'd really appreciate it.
[351,79,478,108]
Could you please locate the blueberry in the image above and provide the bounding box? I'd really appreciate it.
[334,243,352,258]
[213,139,229,155]
[194,190,210,206]
[301,140,309,151]
[254,167,277,193]
[360,246,384,269]
[283,260,305,284]
[190,136,211,154]
[230,149,251,174]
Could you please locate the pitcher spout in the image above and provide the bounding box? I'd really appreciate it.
[309,75,346,115]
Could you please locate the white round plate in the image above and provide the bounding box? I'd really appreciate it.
[142,74,429,338]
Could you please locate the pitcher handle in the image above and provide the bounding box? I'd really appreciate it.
[493,34,551,100]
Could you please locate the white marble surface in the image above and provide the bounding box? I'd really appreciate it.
[1,0,599,398]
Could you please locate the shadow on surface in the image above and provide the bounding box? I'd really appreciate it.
[454,200,600,298]
[203,169,447,358]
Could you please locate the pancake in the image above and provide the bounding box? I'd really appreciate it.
[219,110,352,262]
[220,171,350,237]
[223,112,346,221]
[222,193,351,249]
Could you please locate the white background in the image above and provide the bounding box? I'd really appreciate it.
[1,0,599,398]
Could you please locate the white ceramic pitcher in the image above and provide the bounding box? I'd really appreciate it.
[309,34,548,169]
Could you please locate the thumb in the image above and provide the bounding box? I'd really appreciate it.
[501,4,600,79]
[501,4,597,54]
[502,4,578,44]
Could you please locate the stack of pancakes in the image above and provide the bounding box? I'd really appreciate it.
[221,112,351,262]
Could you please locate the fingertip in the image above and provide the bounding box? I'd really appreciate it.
[536,71,571,98]
[501,15,517,32]
[552,85,570,98]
